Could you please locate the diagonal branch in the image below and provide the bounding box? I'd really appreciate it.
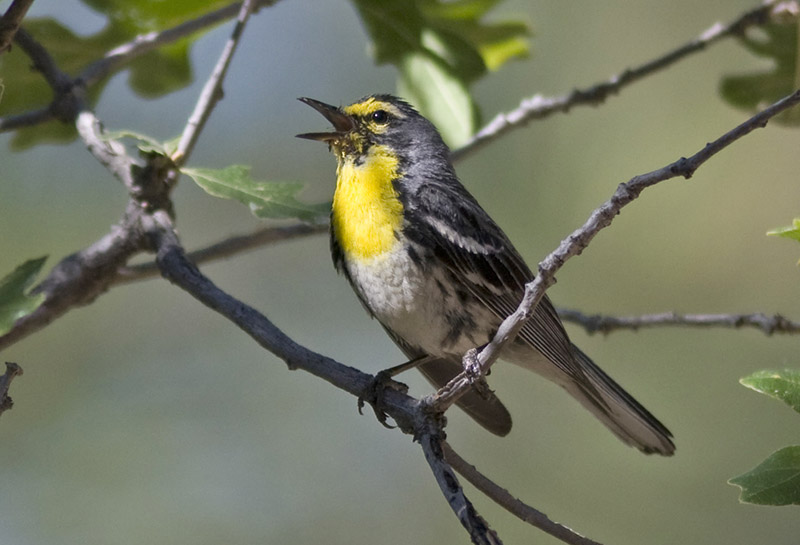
[143,209,419,430]
[426,89,800,414]
[80,0,281,89]
[443,442,603,545]
[0,210,145,352]
[451,0,784,161]
[1,28,82,131]
[559,309,800,336]
[0,0,34,54]
[173,0,259,165]
[419,428,503,545]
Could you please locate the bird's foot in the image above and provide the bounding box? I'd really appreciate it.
[462,348,493,400]
[358,369,409,429]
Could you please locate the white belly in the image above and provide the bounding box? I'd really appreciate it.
[344,242,497,358]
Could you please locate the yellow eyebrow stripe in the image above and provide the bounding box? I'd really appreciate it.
[343,97,404,119]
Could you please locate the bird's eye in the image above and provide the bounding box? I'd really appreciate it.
[371,109,389,124]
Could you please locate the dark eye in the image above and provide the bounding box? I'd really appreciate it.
[371,109,389,124]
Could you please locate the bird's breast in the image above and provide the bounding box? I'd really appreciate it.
[331,146,404,261]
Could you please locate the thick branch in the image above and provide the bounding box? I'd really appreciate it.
[443,442,603,545]
[0,0,34,54]
[143,210,419,431]
[76,111,139,190]
[451,0,782,161]
[425,89,800,414]
[559,309,800,336]
[0,213,145,352]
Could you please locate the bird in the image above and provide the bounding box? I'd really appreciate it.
[297,94,674,455]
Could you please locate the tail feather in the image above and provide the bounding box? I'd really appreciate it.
[567,345,675,455]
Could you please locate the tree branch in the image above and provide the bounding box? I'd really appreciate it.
[0,205,148,352]
[559,309,800,336]
[143,209,420,429]
[0,0,283,132]
[0,362,23,417]
[1,0,267,350]
[443,442,603,545]
[80,0,281,89]
[10,28,81,122]
[115,222,328,284]
[451,0,784,161]
[0,0,34,54]
[419,428,502,545]
[425,89,800,415]
[173,0,259,165]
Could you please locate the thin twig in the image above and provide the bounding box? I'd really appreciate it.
[115,222,328,283]
[0,107,52,132]
[559,309,800,336]
[450,0,781,161]
[425,89,800,414]
[173,0,259,165]
[1,28,82,131]
[0,0,35,54]
[12,27,70,89]
[81,0,281,89]
[419,429,502,545]
[0,362,24,417]
[443,442,603,545]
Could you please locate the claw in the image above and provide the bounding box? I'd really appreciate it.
[358,370,409,428]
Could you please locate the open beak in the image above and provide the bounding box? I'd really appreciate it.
[296,97,355,142]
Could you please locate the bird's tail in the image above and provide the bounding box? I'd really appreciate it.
[567,345,675,455]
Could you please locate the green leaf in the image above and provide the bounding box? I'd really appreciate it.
[769,218,800,264]
[127,40,193,98]
[0,257,48,336]
[101,130,180,156]
[768,218,800,242]
[740,369,800,413]
[420,1,530,72]
[396,48,477,147]
[182,165,329,222]
[352,0,530,147]
[729,446,800,505]
[721,19,800,126]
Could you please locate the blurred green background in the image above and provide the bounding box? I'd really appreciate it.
[2,1,800,544]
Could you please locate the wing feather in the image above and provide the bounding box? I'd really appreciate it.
[403,180,589,384]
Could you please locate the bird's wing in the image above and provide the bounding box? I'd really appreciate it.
[403,180,589,384]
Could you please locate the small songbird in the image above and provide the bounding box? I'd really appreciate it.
[298,94,674,455]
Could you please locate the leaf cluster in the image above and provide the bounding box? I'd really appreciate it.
[730,370,800,506]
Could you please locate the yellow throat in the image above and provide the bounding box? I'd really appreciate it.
[331,144,404,261]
